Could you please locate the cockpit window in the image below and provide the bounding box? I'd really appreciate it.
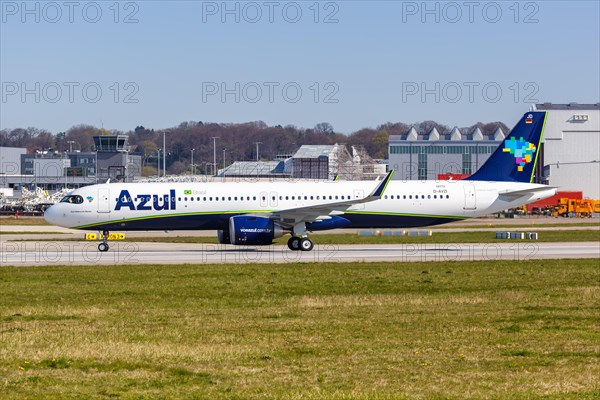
[60,195,84,204]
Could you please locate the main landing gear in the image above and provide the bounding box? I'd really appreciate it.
[287,222,314,251]
[287,236,314,251]
[98,229,110,252]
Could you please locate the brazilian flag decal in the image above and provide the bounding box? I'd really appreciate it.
[184,190,192,195]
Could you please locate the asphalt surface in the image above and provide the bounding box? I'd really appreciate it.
[1,241,598,266]
[1,217,598,266]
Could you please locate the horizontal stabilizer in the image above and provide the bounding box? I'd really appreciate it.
[498,186,557,198]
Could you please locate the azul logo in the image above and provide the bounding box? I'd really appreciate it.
[115,189,177,211]
[86,196,94,203]
[503,137,536,172]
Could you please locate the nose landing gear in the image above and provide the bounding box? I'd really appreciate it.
[98,229,110,252]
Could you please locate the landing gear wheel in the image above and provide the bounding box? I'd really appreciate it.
[98,242,109,252]
[299,238,314,252]
[288,237,301,251]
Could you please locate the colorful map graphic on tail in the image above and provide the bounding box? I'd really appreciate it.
[503,137,537,172]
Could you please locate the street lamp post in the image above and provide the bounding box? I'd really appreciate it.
[157,149,161,177]
[254,142,262,161]
[191,148,195,175]
[222,148,226,171]
[162,131,167,177]
[67,140,75,153]
[211,137,220,176]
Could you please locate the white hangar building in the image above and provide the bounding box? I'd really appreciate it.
[532,103,600,199]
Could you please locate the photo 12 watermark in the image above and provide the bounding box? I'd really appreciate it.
[201,81,340,104]
[1,81,141,104]
[0,242,140,266]
[401,81,540,104]
[201,1,339,24]
[1,1,140,23]
[400,1,540,24]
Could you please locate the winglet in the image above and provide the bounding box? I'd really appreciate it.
[371,170,394,197]
[333,175,339,182]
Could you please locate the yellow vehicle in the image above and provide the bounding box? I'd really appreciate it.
[552,198,600,218]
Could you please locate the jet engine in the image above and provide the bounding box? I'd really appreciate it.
[228,215,284,246]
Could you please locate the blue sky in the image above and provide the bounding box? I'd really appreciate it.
[1,1,599,133]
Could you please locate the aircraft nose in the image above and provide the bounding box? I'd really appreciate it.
[44,204,62,226]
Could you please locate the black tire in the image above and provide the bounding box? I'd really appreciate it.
[288,237,301,251]
[98,242,109,252]
[299,238,314,252]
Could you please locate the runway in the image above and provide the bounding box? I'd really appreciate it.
[1,241,598,266]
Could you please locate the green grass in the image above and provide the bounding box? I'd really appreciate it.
[0,217,49,226]
[0,259,599,399]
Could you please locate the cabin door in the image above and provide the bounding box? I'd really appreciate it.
[463,185,477,210]
[98,188,111,213]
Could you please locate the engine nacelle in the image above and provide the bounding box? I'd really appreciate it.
[217,230,231,244]
[229,216,284,246]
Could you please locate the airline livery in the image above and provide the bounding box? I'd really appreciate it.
[44,112,557,252]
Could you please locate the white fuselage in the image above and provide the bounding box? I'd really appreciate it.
[44,179,556,231]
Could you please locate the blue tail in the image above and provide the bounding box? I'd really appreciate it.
[465,111,546,182]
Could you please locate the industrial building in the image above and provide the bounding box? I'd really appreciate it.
[532,103,600,199]
[217,144,385,181]
[0,146,26,175]
[388,127,505,181]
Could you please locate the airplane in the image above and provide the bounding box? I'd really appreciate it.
[44,111,557,252]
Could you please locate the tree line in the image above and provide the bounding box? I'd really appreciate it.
[0,119,509,176]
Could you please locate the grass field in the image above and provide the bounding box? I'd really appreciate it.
[0,217,49,226]
[1,259,598,399]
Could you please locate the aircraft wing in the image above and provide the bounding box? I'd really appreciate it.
[266,171,394,227]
